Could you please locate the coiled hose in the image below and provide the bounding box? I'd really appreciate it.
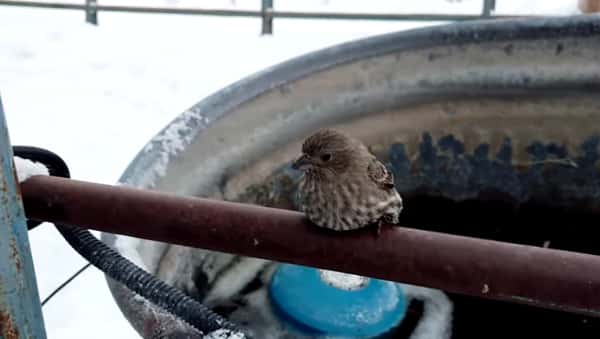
[13,146,245,337]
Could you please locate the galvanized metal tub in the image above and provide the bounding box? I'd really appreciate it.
[101,15,600,338]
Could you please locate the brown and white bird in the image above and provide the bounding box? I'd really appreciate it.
[292,128,403,232]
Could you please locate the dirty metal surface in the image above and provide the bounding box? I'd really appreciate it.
[0,97,47,339]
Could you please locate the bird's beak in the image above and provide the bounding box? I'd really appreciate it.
[292,154,311,170]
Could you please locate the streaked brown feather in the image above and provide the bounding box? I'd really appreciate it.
[367,157,395,190]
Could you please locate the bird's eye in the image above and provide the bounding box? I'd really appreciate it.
[320,153,332,162]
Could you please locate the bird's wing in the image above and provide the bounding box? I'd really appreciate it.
[367,157,395,190]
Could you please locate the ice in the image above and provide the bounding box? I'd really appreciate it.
[403,284,454,339]
[203,328,246,339]
[319,269,369,291]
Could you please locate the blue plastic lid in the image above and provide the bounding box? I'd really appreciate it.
[269,264,407,337]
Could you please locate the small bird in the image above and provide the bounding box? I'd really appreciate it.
[292,128,403,233]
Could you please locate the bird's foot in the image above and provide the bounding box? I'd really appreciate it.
[383,213,400,226]
[373,220,383,237]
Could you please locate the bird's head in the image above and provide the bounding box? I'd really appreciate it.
[292,128,363,173]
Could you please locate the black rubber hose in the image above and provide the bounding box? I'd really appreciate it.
[13,146,71,231]
[13,146,245,337]
[54,224,242,334]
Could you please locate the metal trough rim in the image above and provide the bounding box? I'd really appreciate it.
[100,15,600,338]
[117,14,600,189]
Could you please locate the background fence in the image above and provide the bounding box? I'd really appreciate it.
[0,0,511,34]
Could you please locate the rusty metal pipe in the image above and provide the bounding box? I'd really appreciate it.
[19,175,600,317]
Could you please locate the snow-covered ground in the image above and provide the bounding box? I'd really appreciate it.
[0,0,580,338]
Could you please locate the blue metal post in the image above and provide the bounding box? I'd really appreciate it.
[0,96,47,338]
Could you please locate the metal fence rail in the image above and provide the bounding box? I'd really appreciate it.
[0,0,516,34]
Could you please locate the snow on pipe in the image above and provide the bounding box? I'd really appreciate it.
[19,175,600,318]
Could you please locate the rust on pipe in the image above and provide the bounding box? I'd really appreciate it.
[19,175,600,317]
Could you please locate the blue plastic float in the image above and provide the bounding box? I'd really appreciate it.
[270,264,407,337]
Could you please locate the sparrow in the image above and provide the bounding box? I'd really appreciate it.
[292,128,403,233]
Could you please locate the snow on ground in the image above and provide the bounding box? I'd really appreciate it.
[0,0,580,338]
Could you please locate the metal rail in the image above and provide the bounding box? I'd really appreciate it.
[0,0,520,34]
[20,175,600,318]
[0,0,506,20]
[0,98,47,338]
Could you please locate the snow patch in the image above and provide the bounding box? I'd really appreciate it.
[13,156,49,183]
[203,329,246,339]
[319,269,369,291]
